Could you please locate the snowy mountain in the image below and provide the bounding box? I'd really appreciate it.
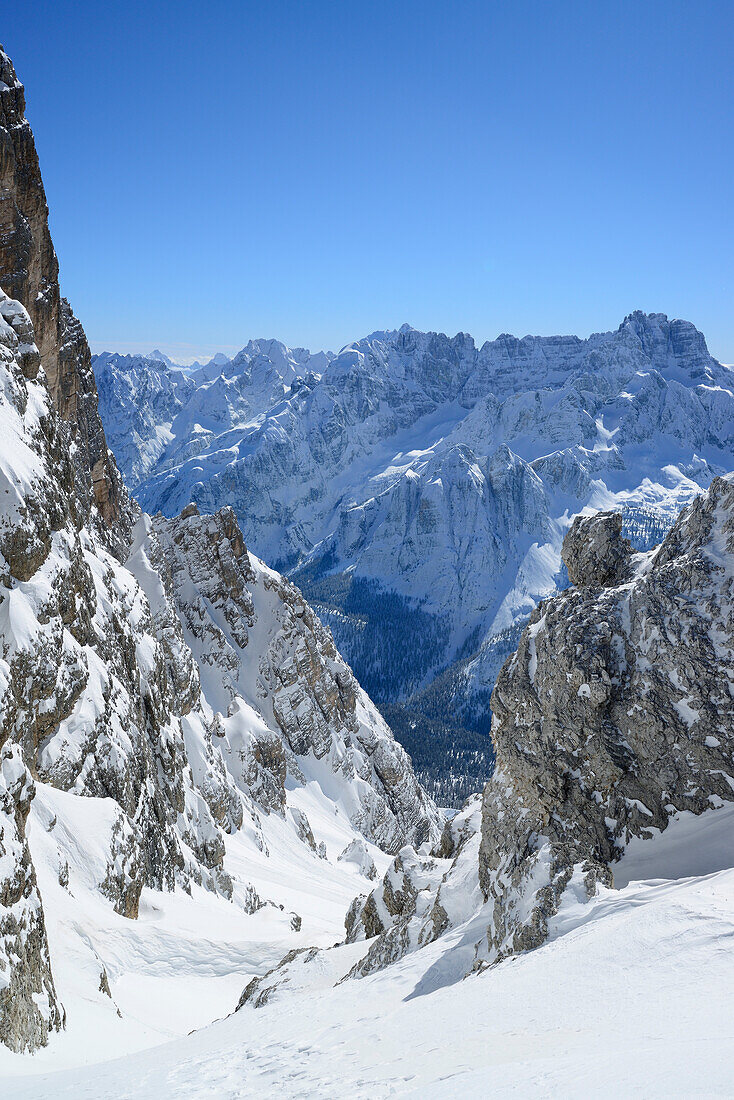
[94,312,734,800]
[0,282,440,1052]
[0,43,439,1056]
[94,340,332,491]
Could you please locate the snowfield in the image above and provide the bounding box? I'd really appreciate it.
[0,772,392,1073]
[2,806,733,1098]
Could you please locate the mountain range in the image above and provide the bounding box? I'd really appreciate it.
[94,310,734,802]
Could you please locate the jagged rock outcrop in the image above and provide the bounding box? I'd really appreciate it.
[562,510,633,588]
[0,45,127,541]
[476,476,734,961]
[341,794,482,977]
[343,846,442,976]
[143,504,442,852]
[0,286,232,921]
[0,744,63,1051]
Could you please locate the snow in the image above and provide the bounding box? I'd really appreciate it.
[4,842,734,1097]
[613,802,734,888]
[673,697,700,728]
[0,776,390,1077]
[526,612,546,683]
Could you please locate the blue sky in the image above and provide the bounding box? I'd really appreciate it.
[6,0,734,362]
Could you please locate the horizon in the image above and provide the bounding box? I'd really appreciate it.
[90,308,731,367]
[5,0,733,366]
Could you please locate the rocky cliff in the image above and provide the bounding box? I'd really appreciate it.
[0,45,126,540]
[137,504,440,852]
[476,481,734,961]
[0,47,440,1053]
[0,288,235,1047]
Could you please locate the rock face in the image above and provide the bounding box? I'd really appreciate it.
[0,296,64,1045]
[341,794,482,978]
[242,476,734,1003]
[477,475,734,961]
[0,45,126,539]
[0,745,63,1052]
[0,289,234,1042]
[562,511,633,588]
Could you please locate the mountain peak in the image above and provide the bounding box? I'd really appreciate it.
[620,309,669,327]
[147,348,177,368]
[0,44,23,100]
[617,310,713,371]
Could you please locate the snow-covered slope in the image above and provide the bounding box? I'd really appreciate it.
[94,314,734,801]
[4,814,734,1097]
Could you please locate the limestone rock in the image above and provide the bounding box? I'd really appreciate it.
[290,808,317,852]
[342,795,482,975]
[0,46,129,544]
[477,479,734,962]
[562,510,633,588]
[0,745,63,1052]
[237,947,320,1010]
[147,505,443,851]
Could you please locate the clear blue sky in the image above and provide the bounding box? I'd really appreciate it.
[5,0,734,362]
